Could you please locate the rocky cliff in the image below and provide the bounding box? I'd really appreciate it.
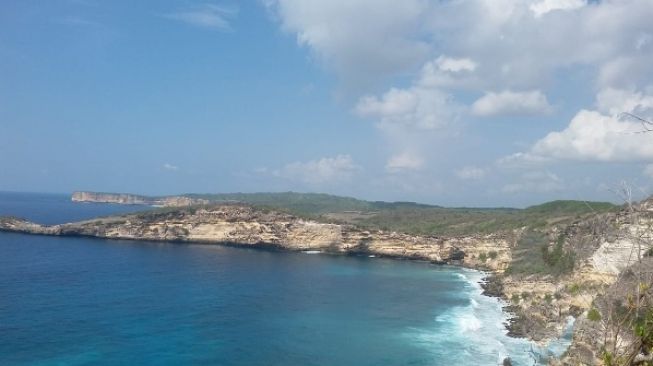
[71,191,209,207]
[0,204,512,271]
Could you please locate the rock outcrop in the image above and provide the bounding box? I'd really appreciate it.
[71,191,209,207]
[0,204,512,270]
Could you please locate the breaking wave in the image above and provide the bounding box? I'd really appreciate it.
[404,269,573,365]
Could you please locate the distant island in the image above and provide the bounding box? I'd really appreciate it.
[4,190,652,364]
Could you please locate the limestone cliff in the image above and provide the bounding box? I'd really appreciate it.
[71,191,209,207]
[0,204,511,271]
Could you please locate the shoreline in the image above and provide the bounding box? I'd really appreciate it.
[0,200,578,363]
[0,226,570,353]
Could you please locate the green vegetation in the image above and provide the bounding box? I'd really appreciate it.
[541,235,576,275]
[523,200,617,216]
[568,283,582,295]
[505,229,577,276]
[185,192,377,216]
[110,191,619,236]
[478,252,488,262]
[588,307,602,322]
[182,193,618,236]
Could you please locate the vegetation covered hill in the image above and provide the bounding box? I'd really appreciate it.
[153,192,620,237]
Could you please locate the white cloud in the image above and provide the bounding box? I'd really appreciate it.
[456,166,486,180]
[163,4,237,30]
[435,56,477,73]
[596,88,653,116]
[504,89,653,163]
[386,152,424,172]
[267,0,653,201]
[274,155,359,184]
[502,171,564,193]
[496,86,653,177]
[417,56,481,90]
[163,163,179,171]
[497,152,552,168]
[524,110,653,162]
[529,0,586,18]
[471,90,552,117]
[266,0,429,87]
[269,0,653,92]
[356,86,459,130]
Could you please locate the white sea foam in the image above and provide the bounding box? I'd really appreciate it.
[403,269,574,365]
[302,250,322,254]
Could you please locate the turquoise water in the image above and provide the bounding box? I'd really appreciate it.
[0,193,564,365]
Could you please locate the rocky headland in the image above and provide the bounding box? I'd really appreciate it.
[71,191,210,207]
[0,204,511,270]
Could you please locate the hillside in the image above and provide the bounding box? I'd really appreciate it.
[72,191,620,237]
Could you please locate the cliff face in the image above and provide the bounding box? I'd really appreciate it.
[0,204,511,271]
[71,191,209,207]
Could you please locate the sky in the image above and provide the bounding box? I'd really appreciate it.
[1,0,653,207]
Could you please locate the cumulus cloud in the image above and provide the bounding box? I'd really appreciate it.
[505,89,653,163]
[267,0,653,199]
[386,152,424,172]
[266,0,429,86]
[269,0,653,91]
[502,171,564,193]
[435,56,477,73]
[356,86,459,130]
[596,88,653,116]
[456,166,486,180]
[355,53,470,132]
[529,0,586,18]
[471,90,552,117]
[163,4,237,30]
[531,110,653,162]
[274,155,359,184]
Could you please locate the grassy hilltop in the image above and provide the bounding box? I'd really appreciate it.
[181,192,619,236]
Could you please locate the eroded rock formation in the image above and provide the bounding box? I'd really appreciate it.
[0,204,512,270]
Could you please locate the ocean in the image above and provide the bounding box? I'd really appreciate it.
[0,192,569,365]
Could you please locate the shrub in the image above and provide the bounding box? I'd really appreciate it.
[587,308,602,322]
[511,293,521,303]
[568,283,581,295]
[479,252,488,262]
[488,250,498,260]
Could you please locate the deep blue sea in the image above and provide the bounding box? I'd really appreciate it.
[0,192,571,365]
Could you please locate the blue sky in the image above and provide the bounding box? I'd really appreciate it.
[1,0,653,207]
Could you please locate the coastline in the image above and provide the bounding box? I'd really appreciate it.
[0,223,573,364]
[3,197,614,364]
